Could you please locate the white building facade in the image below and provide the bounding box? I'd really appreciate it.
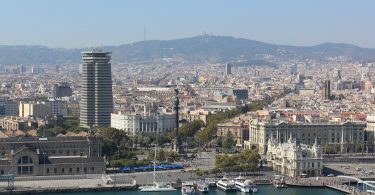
[267,136,323,177]
[245,119,365,154]
[111,111,176,135]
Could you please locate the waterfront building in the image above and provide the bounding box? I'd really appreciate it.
[245,119,365,154]
[111,111,176,136]
[80,49,113,128]
[267,136,323,177]
[0,135,105,176]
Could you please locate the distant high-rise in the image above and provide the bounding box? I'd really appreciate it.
[337,69,342,80]
[290,64,298,75]
[322,80,331,100]
[53,83,72,98]
[31,66,44,75]
[225,63,232,75]
[80,49,113,128]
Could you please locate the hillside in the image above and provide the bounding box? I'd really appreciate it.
[1,35,374,65]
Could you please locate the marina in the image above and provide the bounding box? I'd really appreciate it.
[40,185,345,195]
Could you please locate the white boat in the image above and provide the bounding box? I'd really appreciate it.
[204,178,216,187]
[139,142,176,192]
[196,179,209,193]
[181,182,196,195]
[216,175,236,192]
[271,175,287,188]
[140,182,177,192]
[234,174,257,193]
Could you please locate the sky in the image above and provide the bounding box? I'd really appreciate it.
[0,0,374,48]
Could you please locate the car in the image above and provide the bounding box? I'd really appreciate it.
[356,167,363,171]
[327,174,335,177]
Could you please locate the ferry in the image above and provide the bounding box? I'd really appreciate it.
[216,176,236,192]
[271,175,287,188]
[234,174,258,193]
[181,182,196,195]
[196,179,209,193]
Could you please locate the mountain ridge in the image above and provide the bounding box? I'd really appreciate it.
[1,35,374,65]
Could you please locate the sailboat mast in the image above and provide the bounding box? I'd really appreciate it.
[154,142,156,183]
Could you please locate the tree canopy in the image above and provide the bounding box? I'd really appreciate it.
[215,150,260,172]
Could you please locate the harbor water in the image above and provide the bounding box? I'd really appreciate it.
[44,185,345,195]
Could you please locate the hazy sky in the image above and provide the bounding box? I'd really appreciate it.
[0,0,374,48]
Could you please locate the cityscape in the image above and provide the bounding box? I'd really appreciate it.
[1,0,375,195]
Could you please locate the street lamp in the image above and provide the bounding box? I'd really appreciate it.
[80,152,83,178]
[43,152,46,176]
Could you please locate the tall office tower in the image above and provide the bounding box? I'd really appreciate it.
[322,80,331,100]
[225,63,232,75]
[80,49,113,128]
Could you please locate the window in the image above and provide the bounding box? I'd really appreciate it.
[69,168,72,173]
[77,167,80,173]
[18,156,33,164]
[47,168,50,174]
[91,167,95,172]
[17,156,34,175]
[54,168,57,174]
[62,168,65,173]
[84,167,87,173]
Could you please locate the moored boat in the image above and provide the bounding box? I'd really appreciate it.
[234,174,258,193]
[216,175,236,192]
[140,182,177,192]
[271,175,287,188]
[204,178,216,187]
[181,182,196,195]
[196,179,209,193]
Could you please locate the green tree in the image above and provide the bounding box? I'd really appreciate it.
[223,132,236,152]
[216,137,223,148]
[215,150,260,173]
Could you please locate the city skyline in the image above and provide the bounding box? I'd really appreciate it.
[0,0,374,48]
